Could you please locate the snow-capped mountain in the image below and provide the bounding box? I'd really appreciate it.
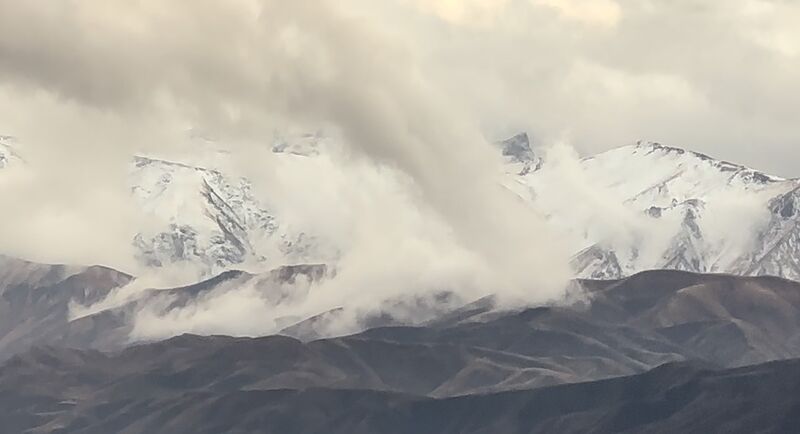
[130,154,322,276]
[0,133,328,277]
[732,185,800,280]
[515,139,800,280]
[2,131,800,281]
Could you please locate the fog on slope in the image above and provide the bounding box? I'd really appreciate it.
[71,141,525,339]
[4,0,795,342]
[0,1,572,339]
[72,136,793,340]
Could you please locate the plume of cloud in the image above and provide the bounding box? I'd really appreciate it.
[1,0,572,339]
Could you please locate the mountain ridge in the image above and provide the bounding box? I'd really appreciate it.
[3,315,800,433]
[2,132,800,281]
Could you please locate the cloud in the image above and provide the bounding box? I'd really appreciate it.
[0,0,574,340]
[2,1,798,175]
[2,0,798,339]
[700,187,774,268]
[358,0,800,176]
[122,141,560,341]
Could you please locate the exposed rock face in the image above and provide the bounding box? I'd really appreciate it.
[497,132,542,175]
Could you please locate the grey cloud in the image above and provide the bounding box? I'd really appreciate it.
[365,0,800,175]
[2,1,798,176]
[0,0,571,307]
[1,0,797,337]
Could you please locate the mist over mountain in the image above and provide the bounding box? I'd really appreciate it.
[6,133,800,433]
[4,114,800,434]
[4,132,798,282]
[4,264,800,433]
[6,132,800,345]
[1,1,799,432]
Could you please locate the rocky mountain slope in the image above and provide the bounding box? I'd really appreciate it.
[0,255,132,357]
[4,355,799,434]
[0,255,330,359]
[3,252,800,432]
[5,251,800,381]
[4,286,800,433]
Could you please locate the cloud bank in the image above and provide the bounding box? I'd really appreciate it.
[2,0,798,339]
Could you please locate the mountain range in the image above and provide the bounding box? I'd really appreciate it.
[4,250,800,383]
[3,266,800,432]
[4,134,800,432]
[5,132,799,282]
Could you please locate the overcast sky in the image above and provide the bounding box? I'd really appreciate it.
[0,0,798,175]
[375,0,800,176]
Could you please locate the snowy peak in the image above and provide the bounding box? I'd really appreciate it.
[630,140,782,184]
[574,140,788,214]
[0,133,333,277]
[3,130,800,283]
[519,137,800,280]
[131,154,315,275]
